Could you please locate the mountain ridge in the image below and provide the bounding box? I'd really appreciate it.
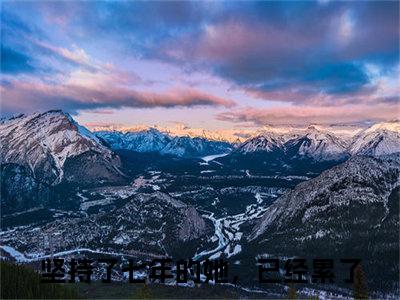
[1,111,398,167]
[95,128,233,158]
[242,154,400,293]
[234,121,399,161]
[0,110,124,185]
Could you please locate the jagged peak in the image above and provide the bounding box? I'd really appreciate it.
[236,133,284,153]
[35,109,70,120]
[306,125,319,131]
[124,127,170,137]
[364,120,400,134]
[2,109,73,126]
[44,109,65,115]
[243,132,282,144]
[0,109,123,185]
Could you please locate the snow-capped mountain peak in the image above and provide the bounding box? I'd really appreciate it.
[96,129,232,158]
[0,110,122,184]
[96,128,172,153]
[236,133,285,154]
[284,126,349,161]
[236,126,349,161]
[363,120,400,134]
[349,120,400,156]
[229,121,399,161]
[65,112,101,144]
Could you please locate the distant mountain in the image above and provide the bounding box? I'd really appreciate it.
[160,136,232,157]
[233,126,349,162]
[223,126,350,176]
[96,120,399,162]
[96,129,171,153]
[284,126,350,161]
[232,121,399,162]
[96,130,232,158]
[247,154,400,292]
[349,121,400,156]
[88,122,367,144]
[234,133,285,154]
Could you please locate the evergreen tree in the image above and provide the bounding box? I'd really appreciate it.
[137,283,152,299]
[287,283,297,299]
[0,261,81,299]
[353,265,368,299]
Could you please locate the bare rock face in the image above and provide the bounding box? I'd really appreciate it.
[62,150,124,185]
[179,206,207,241]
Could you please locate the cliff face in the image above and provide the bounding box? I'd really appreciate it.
[179,206,207,241]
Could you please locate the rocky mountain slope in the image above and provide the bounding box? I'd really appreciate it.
[235,132,285,154]
[0,110,124,185]
[247,154,400,292]
[284,126,350,161]
[349,121,400,156]
[0,110,125,213]
[96,129,171,153]
[1,191,210,259]
[235,126,350,161]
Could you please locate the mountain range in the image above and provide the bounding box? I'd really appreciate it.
[234,122,399,159]
[97,120,399,162]
[1,110,398,211]
[1,110,399,297]
[2,111,398,173]
[96,129,232,158]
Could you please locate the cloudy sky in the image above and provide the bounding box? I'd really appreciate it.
[1,0,399,129]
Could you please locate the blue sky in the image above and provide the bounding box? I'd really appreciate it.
[1,0,399,129]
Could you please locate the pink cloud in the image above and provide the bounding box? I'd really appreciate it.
[217,105,400,126]
[86,109,115,115]
[243,84,381,106]
[1,78,235,115]
[83,122,124,131]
